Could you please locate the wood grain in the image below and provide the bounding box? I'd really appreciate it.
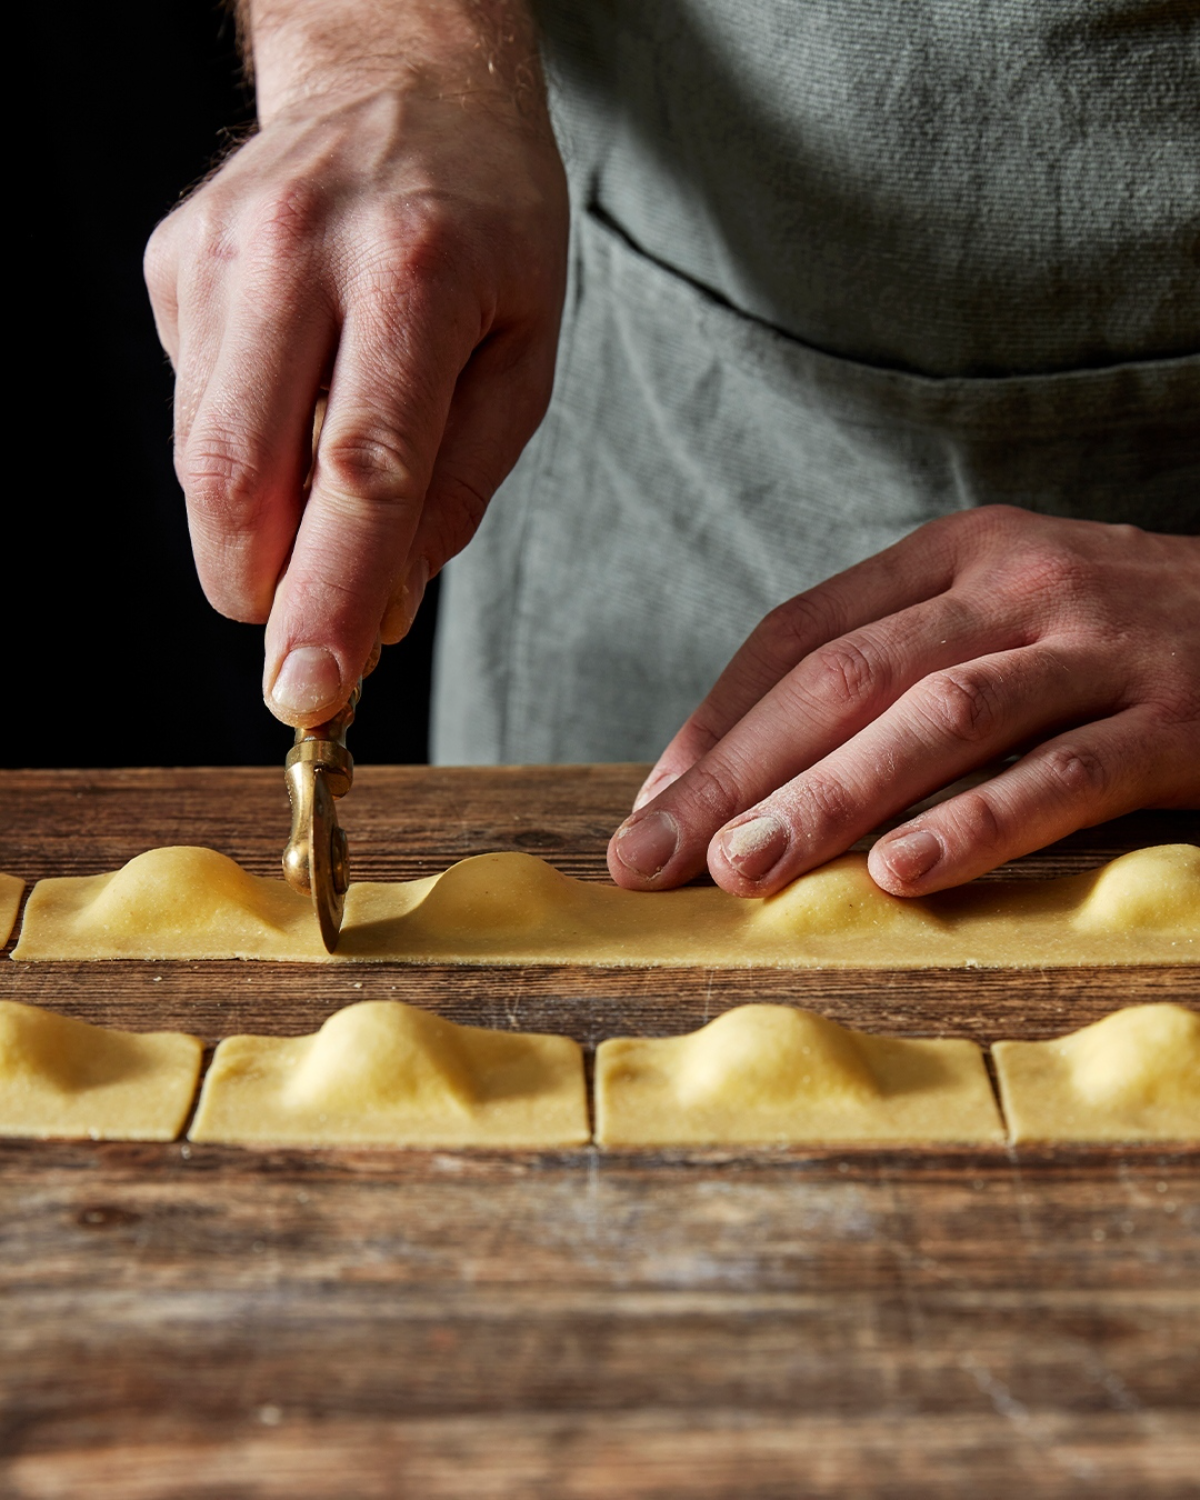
[2,767,1198,1497]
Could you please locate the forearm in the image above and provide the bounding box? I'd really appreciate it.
[237,0,546,127]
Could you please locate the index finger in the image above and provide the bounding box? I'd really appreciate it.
[263,283,477,724]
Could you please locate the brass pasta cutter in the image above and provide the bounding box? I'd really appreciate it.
[282,681,361,952]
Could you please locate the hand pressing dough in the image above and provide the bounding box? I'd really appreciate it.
[993,1003,1200,1143]
[188,999,588,1148]
[12,843,1198,967]
[0,873,23,948]
[0,1000,202,1140]
[595,1004,1005,1146]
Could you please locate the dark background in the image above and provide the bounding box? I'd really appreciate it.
[15,2,437,768]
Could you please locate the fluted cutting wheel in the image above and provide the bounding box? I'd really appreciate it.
[309,771,348,953]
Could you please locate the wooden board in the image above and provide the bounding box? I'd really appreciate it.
[2,766,1198,1498]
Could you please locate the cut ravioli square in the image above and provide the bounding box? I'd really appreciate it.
[189,999,589,1148]
[0,1000,202,1140]
[595,1004,1004,1146]
[993,1003,1200,1143]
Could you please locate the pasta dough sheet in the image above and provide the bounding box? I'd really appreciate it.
[595,1005,1005,1146]
[12,843,1199,967]
[0,873,23,948]
[189,999,589,1147]
[0,1000,202,1141]
[993,1003,1200,1143]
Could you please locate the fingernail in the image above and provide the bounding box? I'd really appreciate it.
[717,815,789,882]
[880,829,942,883]
[633,767,677,812]
[381,558,430,643]
[269,647,341,717]
[614,811,679,879]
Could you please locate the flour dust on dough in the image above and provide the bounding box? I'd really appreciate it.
[0,1000,202,1140]
[0,873,24,949]
[993,1003,1200,1143]
[595,1004,1005,1146]
[12,843,1198,968]
[188,998,589,1147]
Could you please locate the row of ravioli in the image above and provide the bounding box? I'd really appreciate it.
[2,997,1197,1148]
[4,844,1200,969]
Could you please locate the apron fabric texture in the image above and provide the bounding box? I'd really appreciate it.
[433,0,1200,765]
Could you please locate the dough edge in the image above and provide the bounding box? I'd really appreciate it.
[0,873,24,950]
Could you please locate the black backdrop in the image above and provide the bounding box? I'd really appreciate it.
[15,1,437,769]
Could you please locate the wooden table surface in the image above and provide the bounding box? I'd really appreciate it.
[2,766,1198,1498]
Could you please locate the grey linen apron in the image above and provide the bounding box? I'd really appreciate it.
[432,0,1200,765]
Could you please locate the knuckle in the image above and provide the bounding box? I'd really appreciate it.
[181,194,240,269]
[351,200,465,299]
[937,503,1021,551]
[792,774,857,842]
[248,179,327,255]
[974,502,1026,532]
[395,199,469,279]
[1016,541,1097,605]
[318,428,420,508]
[919,666,1005,744]
[809,637,882,712]
[1040,743,1111,806]
[178,429,270,534]
[678,760,749,824]
[756,595,830,661]
[943,788,1007,854]
[1107,521,1145,547]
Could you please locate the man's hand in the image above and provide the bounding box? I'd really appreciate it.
[144,0,567,725]
[608,507,1200,896]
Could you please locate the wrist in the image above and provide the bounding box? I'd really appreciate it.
[241,0,546,130]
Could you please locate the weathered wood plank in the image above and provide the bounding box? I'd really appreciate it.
[4,1142,1197,1296]
[3,1142,1198,1492]
[3,956,1196,1049]
[9,1411,1200,1500]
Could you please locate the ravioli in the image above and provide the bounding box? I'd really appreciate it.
[595,1004,1005,1145]
[993,1003,1200,1142]
[0,1000,201,1140]
[188,999,588,1148]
